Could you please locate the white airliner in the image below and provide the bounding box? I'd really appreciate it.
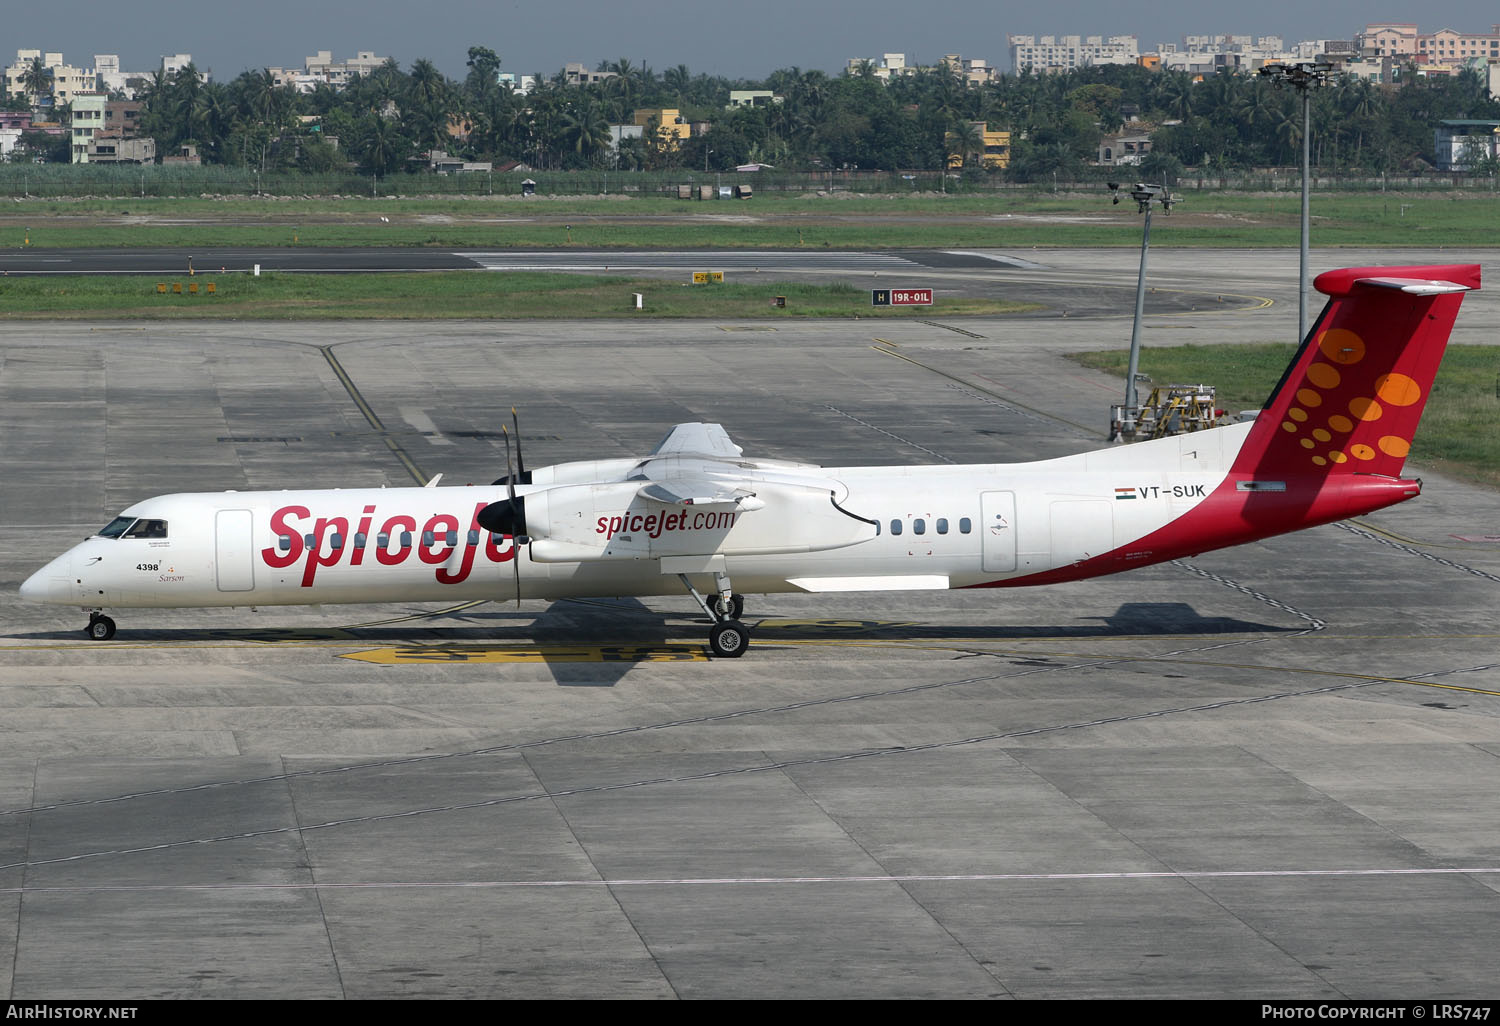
[20,264,1479,657]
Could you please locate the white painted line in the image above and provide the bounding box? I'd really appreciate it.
[8,866,1500,894]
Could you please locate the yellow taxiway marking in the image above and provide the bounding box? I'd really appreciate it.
[341,643,709,664]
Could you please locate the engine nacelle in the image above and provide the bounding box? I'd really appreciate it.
[523,480,875,564]
[526,458,642,487]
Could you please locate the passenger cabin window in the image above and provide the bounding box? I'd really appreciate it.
[278,535,292,551]
[913,519,926,535]
[98,516,135,538]
[959,518,972,534]
[122,519,168,539]
[890,519,903,536]
[936,518,949,535]
[354,533,367,548]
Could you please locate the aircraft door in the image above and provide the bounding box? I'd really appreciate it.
[215,509,255,592]
[979,491,1017,572]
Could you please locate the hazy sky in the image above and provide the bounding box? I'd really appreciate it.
[5,1,1498,81]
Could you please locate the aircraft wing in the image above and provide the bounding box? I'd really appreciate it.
[636,475,761,507]
[636,423,762,507]
[648,422,744,460]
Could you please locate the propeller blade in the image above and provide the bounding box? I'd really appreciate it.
[502,425,522,606]
[511,407,526,479]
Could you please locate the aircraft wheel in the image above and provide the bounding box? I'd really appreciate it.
[708,619,749,658]
[714,593,744,621]
[87,615,116,642]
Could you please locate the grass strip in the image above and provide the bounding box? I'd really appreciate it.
[1,191,1497,249]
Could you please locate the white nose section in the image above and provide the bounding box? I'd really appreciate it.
[19,553,75,605]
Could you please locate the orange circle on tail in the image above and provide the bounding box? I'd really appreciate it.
[1318,329,1365,364]
[1378,436,1411,458]
[1307,363,1341,389]
[1348,397,1383,421]
[1375,373,1421,407]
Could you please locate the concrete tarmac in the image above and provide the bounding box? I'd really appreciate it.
[0,249,1498,999]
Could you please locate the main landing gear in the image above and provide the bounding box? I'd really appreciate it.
[86,611,116,641]
[678,572,749,658]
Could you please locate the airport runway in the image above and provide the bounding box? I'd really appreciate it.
[4,245,1495,331]
[1,249,1498,998]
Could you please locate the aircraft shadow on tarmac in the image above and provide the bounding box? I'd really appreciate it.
[15,600,1296,688]
[20,600,1295,648]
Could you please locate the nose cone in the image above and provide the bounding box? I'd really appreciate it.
[20,553,75,605]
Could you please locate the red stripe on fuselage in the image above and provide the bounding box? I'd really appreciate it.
[965,471,1419,589]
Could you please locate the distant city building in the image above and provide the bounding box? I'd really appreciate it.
[946,121,1010,170]
[86,135,155,164]
[1417,27,1500,62]
[1098,132,1153,166]
[606,123,643,158]
[160,54,197,77]
[1005,30,1423,76]
[268,50,387,93]
[1009,35,1139,73]
[728,90,778,108]
[844,53,911,80]
[634,108,689,147]
[939,54,995,85]
[0,110,32,160]
[68,91,105,162]
[90,55,154,99]
[563,62,615,86]
[4,50,98,108]
[845,52,992,84]
[424,149,491,174]
[498,72,535,94]
[1358,23,1420,58]
[1434,119,1500,170]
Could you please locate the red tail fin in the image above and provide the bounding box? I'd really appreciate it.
[1231,264,1479,480]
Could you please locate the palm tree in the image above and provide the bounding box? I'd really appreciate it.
[407,58,446,108]
[945,120,984,169]
[663,64,691,100]
[21,56,52,110]
[560,99,611,166]
[358,112,408,175]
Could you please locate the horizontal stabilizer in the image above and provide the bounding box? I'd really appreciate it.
[1352,276,1473,296]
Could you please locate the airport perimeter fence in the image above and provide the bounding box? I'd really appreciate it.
[0,164,1495,200]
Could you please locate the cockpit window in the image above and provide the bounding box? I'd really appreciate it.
[98,516,136,538]
[122,519,169,539]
